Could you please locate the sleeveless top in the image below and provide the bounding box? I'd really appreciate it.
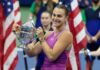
[41,31,67,70]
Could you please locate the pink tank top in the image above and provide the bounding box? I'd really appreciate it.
[41,31,67,70]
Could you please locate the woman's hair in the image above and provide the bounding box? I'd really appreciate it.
[42,10,52,16]
[55,4,69,16]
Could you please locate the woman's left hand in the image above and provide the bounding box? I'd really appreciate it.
[36,27,45,41]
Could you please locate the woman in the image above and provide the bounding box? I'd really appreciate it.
[85,0,100,69]
[36,5,73,70]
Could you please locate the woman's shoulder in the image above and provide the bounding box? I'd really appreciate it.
[58,29,73,41]
[62,29,72,36]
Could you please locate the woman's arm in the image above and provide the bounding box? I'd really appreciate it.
[41,31,73,61]
[26,41,42,57]
[93,30,100,41]
[86,30,100,43]
[91,47,100,56]
[95,30,100,39]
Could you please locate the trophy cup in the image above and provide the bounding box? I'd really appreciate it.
[15,20,36,49]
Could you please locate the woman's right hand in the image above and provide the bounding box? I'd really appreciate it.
[36,27,45,42]
[25,41,36,57]
[12,23,20,33]
[26,41,42,56]
[27,41,35,51]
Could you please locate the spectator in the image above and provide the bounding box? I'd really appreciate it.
[85,0,100,70]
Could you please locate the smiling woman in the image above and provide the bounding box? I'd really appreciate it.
[35,4,73,70]
[25,4,73,70]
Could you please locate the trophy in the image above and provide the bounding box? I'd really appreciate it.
[14,20,36,49]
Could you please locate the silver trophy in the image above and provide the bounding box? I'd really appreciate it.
[15,20,36,49]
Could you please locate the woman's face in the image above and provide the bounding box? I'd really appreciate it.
[41,12,51,26]
[52,7,66,28]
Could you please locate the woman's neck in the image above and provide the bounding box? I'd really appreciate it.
[54,24,66,33]
[43,24,51,32]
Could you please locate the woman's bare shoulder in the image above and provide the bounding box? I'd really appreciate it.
[62,29,72,36]
[58,29,73,42]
